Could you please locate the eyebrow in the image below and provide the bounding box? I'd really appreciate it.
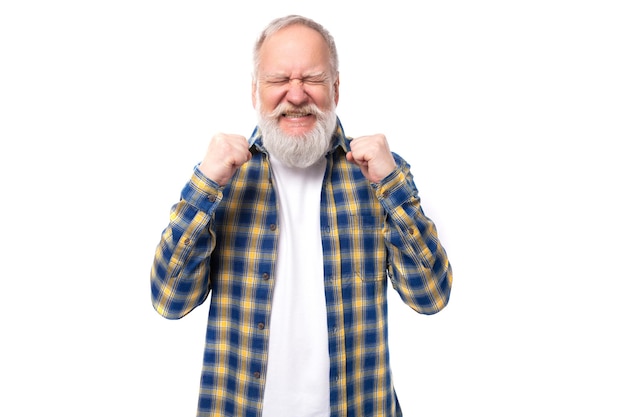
[260,71,330,81]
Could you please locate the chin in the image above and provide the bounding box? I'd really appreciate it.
[279,123,317,138]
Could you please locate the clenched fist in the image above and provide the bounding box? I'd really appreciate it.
[346,134,397,183]
[199,133,251,186]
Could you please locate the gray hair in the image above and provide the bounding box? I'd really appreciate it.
[252,15,339,80]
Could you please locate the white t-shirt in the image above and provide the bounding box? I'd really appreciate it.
[261,155,330,417]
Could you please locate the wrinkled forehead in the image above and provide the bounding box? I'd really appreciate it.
[261,28,330,74]
[255,23,337,79]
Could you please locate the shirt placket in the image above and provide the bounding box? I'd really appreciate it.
[321,154,349,417]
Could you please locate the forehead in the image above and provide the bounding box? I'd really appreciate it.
[258,24,331,74]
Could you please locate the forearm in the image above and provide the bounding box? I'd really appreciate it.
[150,168,222,319]
[377,162,453,314]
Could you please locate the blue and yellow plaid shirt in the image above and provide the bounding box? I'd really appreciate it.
[151,119,452,416]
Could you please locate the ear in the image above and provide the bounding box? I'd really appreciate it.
[251,77,258,109]
[333,73,340,105]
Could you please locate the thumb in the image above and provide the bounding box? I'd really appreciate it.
[346,151,368,168]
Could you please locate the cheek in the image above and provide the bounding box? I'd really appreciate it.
[312,90,335,110]
[258,89,283,111]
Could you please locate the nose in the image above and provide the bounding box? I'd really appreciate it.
[285,78,308,106]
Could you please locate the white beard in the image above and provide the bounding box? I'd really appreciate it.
[256,101,337,168]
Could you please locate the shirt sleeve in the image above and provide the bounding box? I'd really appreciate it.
[150,166,223,319]
[374,156,453,314]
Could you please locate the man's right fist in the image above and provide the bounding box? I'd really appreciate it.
[199,133,251,186]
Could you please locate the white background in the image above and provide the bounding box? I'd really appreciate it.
[1,1,624,416]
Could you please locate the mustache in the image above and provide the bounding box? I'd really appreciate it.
[267,103,325,119]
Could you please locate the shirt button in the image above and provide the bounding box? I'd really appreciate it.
[254,371,261,379]
[382,191,389,199]
[257,322,265,330]
[262,272,269,281]
[207,194,216,202]
[183,238,190,245]
[269,223,277,231]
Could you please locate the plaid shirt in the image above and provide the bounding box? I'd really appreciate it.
[151,119,453,417]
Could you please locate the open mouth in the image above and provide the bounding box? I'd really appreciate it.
[281,111,312,118]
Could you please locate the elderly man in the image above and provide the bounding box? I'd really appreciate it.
[151,14,452,417]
